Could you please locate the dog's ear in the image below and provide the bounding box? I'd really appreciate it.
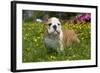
[44,18,52,25]
[58,18,61,24]
[43,15,49,24]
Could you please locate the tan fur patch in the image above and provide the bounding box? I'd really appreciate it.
[62,29,80,47]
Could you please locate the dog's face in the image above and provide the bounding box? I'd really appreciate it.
[46,17,62,35]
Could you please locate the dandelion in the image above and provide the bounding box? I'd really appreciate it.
[25,33,29,37]
[37,37,40,39]
[34,39,37,42]
[24,37,26,40]
[82,37,84,40]
[73,55,76,58]
[50,56,56,59]
[28,28,31,30]
[26,48,30,52]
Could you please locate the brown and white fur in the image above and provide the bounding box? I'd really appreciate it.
[44,17,80,53]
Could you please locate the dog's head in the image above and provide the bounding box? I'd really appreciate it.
[46,17,62,35]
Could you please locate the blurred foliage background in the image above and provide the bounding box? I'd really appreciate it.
[23,10,81,22]
[22,10,91,62]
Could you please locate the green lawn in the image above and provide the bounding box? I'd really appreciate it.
[22,22,91,62]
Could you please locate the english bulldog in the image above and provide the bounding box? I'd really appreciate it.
[44,17,80,54]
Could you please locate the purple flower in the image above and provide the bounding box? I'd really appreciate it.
[72,13,91,24]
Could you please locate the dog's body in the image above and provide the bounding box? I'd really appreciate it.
[44,17,80,53]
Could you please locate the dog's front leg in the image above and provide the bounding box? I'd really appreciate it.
[56,40,64,54]
[59,39,64,51]
[59,31,64,53]
[56,39,64,55]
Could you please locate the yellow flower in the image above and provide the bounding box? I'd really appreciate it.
[50,56,56,59]
[37,37,40,39]
[82,38,84,40]
[73,55,76,58]
[24,37,26,40]
[34,39,37,42]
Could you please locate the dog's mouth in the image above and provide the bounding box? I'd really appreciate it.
[53,30,60,34]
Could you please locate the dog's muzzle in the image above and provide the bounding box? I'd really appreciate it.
[53,25,57,30]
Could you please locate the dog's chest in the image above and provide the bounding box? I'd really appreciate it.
[44,34,60,49]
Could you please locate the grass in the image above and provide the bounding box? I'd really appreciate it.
[22,21,91,62]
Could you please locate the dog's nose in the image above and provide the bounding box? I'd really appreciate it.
[53,25,57,30]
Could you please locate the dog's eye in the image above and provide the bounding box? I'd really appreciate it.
[48,23,51,26]
[58,24,60,25]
